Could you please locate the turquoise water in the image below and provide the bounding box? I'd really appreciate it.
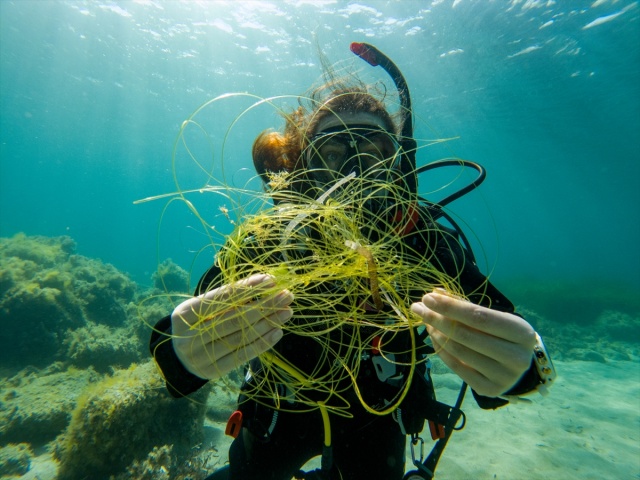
[0,2,639,478]
[2,0,638,290]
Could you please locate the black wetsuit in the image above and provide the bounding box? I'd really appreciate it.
[150,209,541,480]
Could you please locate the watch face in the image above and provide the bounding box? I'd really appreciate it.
[534,333,556,384]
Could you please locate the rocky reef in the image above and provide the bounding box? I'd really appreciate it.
[0,234,230,479]
[0,363,100,447]
[53,361,211,480]
[0,443,34,477]
[0,234,144,373]
[152,258,190,293]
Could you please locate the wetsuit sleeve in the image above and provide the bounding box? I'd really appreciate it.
[149,315,209,398]
[149,264,222,398]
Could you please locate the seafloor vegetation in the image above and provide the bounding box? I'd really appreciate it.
[0,234,236,479]
[0,233,637,479]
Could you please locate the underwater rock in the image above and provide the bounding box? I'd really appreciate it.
[0,254,85,370]
[0,234,142,373]
[152,258,190,293]
[62,321,143,373]
[595,310,640,342]
[111,443,218,480]
[0,363,100,446]
[0,233,75,273]
[0,442,34,476]
[113,444,175,480]
[54,361,211,480]
[68,254,137,325]
[575,349,607,363]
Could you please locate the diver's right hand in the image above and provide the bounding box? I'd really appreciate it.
[171,273,293,381]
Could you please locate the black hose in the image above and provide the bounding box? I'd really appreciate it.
[416,159,486,208]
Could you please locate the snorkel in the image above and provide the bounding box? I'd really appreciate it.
[350,42,487,253]
[350,42,418,196]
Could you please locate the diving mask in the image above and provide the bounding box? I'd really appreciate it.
[307,124,401,185]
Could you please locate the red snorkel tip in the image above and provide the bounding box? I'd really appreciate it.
[350,42,379,66]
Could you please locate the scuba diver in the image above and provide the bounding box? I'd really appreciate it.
[150,43,555,480]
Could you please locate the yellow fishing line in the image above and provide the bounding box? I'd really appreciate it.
[201,168,460,416]
[141,92,488,417]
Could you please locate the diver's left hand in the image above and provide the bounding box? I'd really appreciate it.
[410,289,536,398]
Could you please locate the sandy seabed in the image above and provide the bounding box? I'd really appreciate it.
[14,360,640,480]
[431,360,640,480]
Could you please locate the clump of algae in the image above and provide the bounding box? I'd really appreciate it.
[0,363,100,447]
[0,233,142,372]
[54,361,211,480]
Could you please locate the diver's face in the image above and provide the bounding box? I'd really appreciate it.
[307,113,400,186]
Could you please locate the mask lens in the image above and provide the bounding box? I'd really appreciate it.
[312,136,349,171]
[308,127,399,183]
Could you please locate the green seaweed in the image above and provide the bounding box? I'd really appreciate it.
[0,363,100,446]
[0,442,34,477]
[0,234,146,372]
[54,361,211,480]
[152,258,190,293]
